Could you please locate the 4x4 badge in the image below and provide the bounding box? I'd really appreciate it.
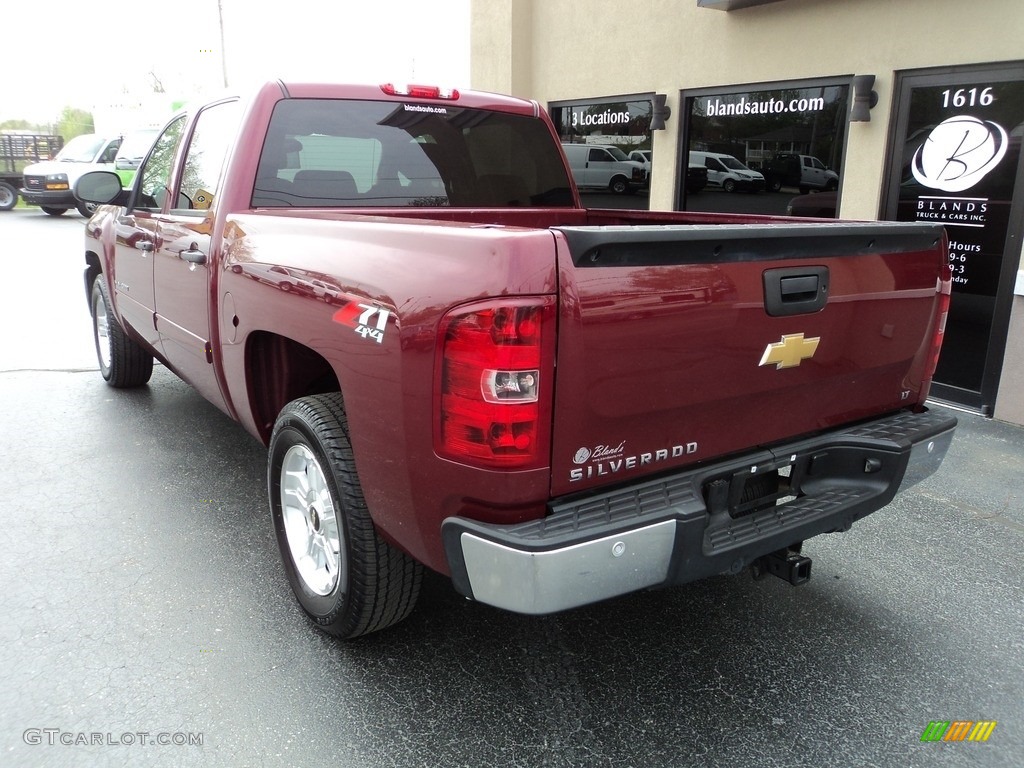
[759,333,820,369]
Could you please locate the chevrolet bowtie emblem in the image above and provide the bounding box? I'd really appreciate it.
[759,333,820,369]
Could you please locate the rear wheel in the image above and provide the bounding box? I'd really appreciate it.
[269,394,422,639]
[0,181,17,211]
[90,275,153,387]
[41,206,67,216]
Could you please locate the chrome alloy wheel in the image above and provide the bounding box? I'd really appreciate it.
[92,286,112,372]
[280,445,343,596]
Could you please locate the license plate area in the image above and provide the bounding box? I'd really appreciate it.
[703,454,804,520]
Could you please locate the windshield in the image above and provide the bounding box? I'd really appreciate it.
[253,99,575,208]
[605,146,629,161]
[720,156,750,171]
[116,130,158,162]
[55,134,106,163]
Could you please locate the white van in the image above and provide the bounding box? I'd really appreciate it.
[688,150,764,193]
[21,134,123,216]
[562,143,647,194]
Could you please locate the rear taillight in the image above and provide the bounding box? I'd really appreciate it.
[435,298,555,469]
[919,263,953,401]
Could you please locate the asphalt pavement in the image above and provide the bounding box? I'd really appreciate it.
[1,208,1021,767]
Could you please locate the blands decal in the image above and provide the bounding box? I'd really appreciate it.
[569,441,698,483]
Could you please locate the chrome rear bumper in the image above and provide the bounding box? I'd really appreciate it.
[443,408,956,615]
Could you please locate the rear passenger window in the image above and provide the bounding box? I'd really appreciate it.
[174,100,241,214]
[252,99,574,208]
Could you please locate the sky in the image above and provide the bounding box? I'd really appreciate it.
[2,0,470,130]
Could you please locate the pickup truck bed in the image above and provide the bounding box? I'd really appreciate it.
[76,81,955,638]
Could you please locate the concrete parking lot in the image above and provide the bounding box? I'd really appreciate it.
[1,208,1021,767]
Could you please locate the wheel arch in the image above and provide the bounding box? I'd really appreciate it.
[245,330,342,444]
[609,174,629,191]
[84,250,103,306]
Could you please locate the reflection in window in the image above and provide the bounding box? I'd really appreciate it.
[135,116,186,212]
[682,82,849,217]
[177,101,241,212]
[252,99,574,208]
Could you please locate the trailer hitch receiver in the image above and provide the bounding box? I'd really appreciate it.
[753,547,812,586]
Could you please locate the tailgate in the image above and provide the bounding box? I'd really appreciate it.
[549,221,947,497]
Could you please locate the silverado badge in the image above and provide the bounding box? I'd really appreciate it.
[759,333,820,369]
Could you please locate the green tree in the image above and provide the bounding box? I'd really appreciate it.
[0,119,35,131]
[56,107,95,140]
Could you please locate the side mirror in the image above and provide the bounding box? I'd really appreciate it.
[75,171,126,205]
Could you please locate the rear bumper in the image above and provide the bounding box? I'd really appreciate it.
[442,408,956,615]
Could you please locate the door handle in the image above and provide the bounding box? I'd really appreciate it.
[763,266,829,317]
[180,244,207,266]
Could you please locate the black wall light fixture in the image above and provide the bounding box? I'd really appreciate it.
[850,75,879,122]
[651,94,672,130]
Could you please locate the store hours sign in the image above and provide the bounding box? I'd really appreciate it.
[887,64,1024,409]
[901,81,1019,295]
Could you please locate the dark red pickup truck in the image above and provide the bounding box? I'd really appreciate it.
[75,81,956,639]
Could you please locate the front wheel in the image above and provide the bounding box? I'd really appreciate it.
[268,394,422,639]
[0,181,17,211]
[609,176,629,195]
[90,275,154,387]
[77,200,98,218]
[41,206,68,216]
[722,179,737,193]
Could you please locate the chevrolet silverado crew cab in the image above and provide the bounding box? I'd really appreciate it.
[74,81,956,639]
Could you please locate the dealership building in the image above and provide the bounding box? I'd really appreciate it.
[470,0,1024,425]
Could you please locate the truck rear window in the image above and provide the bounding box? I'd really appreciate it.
[252,99,575,208]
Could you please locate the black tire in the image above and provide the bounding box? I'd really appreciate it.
[767,178,782,193]
[0,181,17,211]
[41,206,68,216]
[722,179,737,193]
[90,275,154,387]
[609,176,629,195]
[268,394,422,639]
[825,179,839,192]
[77,200,98,218]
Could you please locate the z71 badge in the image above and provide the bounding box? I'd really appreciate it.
[332,302,392,344]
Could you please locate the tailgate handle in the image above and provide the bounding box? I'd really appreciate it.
[764,266,829,317]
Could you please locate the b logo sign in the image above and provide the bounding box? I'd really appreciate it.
[911,115,1008,193]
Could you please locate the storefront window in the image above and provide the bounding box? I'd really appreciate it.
[882,63,1024,413]
[550,97,653,210]
[681,80,850,216]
